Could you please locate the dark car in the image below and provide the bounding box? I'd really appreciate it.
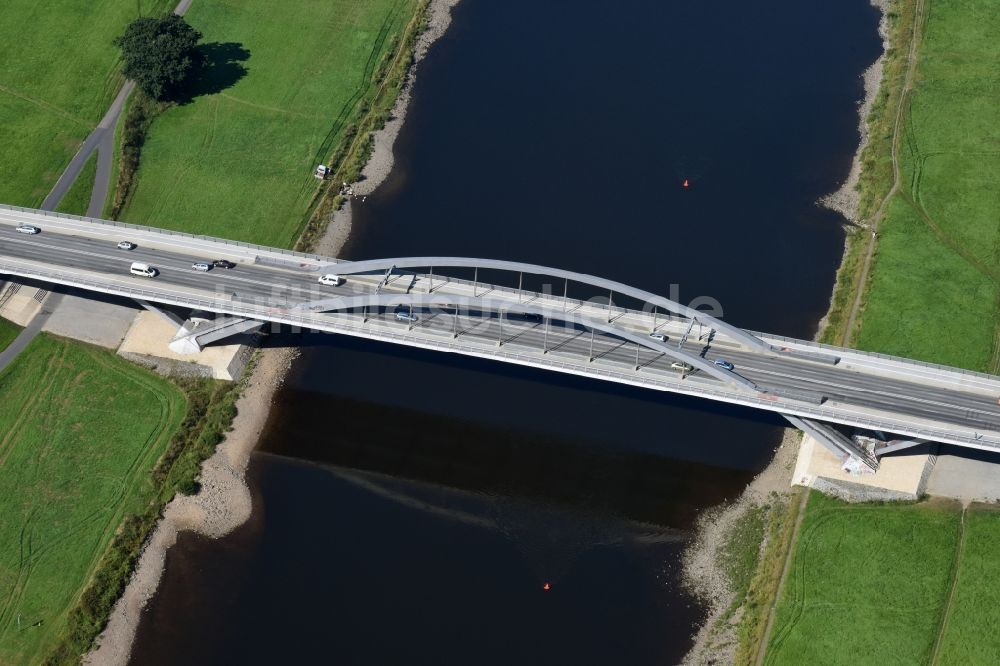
[714,359,735,371]
[212,259,236,269]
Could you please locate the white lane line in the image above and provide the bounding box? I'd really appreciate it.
[743,364,1000,422]
[0,236,321,293]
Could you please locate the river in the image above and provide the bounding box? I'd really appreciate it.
[129,1,882,663]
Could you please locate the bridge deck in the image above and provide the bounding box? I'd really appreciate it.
[3,205,1000,454]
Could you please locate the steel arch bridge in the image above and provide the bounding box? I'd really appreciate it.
[7,205,1000,473]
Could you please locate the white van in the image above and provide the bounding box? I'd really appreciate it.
[130,262,157,277]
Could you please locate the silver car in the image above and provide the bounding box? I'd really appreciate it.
[191,262,211,272]
[15,224,40,235]
[117,241,136,250]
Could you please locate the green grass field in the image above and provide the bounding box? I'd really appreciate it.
[0,0,175,207]
[766,493,962,665]
[0,319,20,353]
[54,152,97,216]
[855,0,1000,370]
[119,0,418,247]
[0,335,185,664]
[934,507,1000,664]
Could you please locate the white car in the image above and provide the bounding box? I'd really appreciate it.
[318,274,345,286]
[648,331,667,342]
[15,224,40,235]
[117,241,136,250]
[395,311,418,323]
[191,262,211,272]
[671,362,693,372]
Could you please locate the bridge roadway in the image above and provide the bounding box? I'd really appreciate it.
[3,205,1000,457]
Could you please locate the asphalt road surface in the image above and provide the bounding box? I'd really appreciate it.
[4,225,1000,439]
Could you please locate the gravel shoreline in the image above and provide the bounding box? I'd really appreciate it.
[679,3,891,660]
[821,0,891,223]
[679,430,800,666]
[84,2,461,663]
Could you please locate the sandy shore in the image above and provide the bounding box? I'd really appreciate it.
[84,1,461,663]
[821,0,890,224]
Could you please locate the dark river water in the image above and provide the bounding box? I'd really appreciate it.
[129,1,881,663]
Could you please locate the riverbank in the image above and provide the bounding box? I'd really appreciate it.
[83,1,460,663]
[762,0,1000,658]
[680,2,893,660]
[818,0,920,347]
[318,0,462,257]
[820,0,890,224]
[680,430,801,666]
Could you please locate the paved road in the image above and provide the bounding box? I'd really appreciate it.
[40,0,195,217]
[0,290,63,373]
[6,0,196,371]
[41,82,135,217]
[3,222,1000,443]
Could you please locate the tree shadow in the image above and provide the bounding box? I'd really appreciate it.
[172,41,250,104]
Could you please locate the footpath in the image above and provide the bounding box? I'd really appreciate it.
[0,0,194,371]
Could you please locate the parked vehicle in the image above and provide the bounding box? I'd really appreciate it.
[192,262,211,272]
[129,262,156,277]
[318,274,344,286]
[714,359,735,371]
[212,259,236,269]
[117,241,136,250]
[14,224,40,235]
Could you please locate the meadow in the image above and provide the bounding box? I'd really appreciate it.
[119,0,419,247]
[0,319,20,353]
[54,153,97,216]
[853,0,1000,371]
[0,335,185,664]
[765,493,962,665]
[934,506,1000,664]
[0,0,174,207]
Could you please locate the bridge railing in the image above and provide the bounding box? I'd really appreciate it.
[755,329,1000,382]
[0,204,331,262]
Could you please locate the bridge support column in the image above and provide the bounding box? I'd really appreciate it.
[134,299,184,328]
[874,438,928,456]
[167,315,264,356]
[785,414,878,472]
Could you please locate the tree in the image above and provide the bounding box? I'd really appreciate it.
[115,14,203,100]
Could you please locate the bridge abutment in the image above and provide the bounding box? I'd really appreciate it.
[792,434,936,502]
